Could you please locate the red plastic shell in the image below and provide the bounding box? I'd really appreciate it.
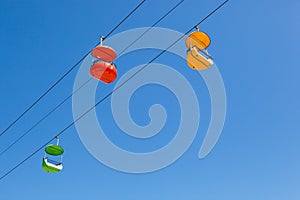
[90,62,117,84]
[91,46,117,62]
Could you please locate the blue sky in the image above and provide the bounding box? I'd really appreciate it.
[0,0,300,199]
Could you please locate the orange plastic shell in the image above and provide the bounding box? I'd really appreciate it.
[186,47,213,70]
[91,46,117,62]
[185,32,211,50]
[90,62,117,84]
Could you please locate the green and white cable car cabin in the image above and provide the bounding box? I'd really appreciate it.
[42,137,64,173]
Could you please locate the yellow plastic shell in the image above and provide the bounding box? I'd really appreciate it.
[185,31,211,50]
[186,47,213,70]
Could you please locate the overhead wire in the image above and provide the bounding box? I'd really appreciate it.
[0,78,92,157]
[0,0,229,181]
[118,0,185,56]
[104,0,146,39]
[0,0,185,158]
[0,0,146,138]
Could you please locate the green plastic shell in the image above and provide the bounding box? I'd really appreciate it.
[42,159,61,173]
[45,145,64,156]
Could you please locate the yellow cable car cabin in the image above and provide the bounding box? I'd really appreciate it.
[185,30,214,70]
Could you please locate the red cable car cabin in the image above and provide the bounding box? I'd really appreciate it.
[90,61,117,84]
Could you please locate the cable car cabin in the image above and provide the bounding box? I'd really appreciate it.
[186,47,214,70]
[42,141,64,173]
[185,30,213,70]
[91,45,117,63]
[90,61,117,84]
[42,157,63,173]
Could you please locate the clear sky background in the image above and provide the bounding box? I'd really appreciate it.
[0,0,299,199]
